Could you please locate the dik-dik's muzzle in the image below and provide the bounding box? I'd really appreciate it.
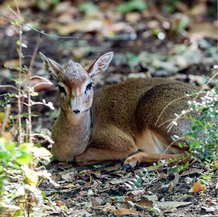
[71,97,82,114]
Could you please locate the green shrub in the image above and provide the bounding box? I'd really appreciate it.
[186,86,218,161]
[174,85,218,162]
[0,138,51,216]
[0,138,32,195]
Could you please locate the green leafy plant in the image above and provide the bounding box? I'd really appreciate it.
[0,138,32,194]
[170,72,218,163]
[127,52,140,72]
[118,0,147,14]
[0,1,54,216]
[186,85,218,161]
[125,168,155,190]
[0,137,53,216]
[0,137,33,216]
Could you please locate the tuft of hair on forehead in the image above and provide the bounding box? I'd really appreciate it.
[58,60,88,83]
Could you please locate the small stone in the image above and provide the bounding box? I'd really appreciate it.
[201,206,216,214]
[92,197,105,207]
[126,12,141,24]
[184,177,192,184]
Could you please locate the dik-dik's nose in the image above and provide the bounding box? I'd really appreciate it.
[71,96,82,114]
[73,109,80,114]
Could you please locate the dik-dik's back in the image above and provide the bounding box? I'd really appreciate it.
[40,52,196,168]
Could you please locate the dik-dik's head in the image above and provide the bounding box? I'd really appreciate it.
[40,52,114,114]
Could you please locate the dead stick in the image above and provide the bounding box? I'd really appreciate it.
[26,35,41,143]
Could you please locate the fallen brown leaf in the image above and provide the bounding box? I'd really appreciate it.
[4,59,20,68]
[61,183,77,189]
[113,208,138,216]
[47,19,103,35]
[191,180,206,193]
[127,189,145,198]
[55,200,66,207]
[136,198,153,209]
[1,131,14,143]
[190,22,218,39]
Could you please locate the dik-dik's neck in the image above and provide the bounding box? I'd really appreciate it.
[52,109,92,160]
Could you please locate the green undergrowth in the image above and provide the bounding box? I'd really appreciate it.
[180,83,218,162]
[0,137,53,216]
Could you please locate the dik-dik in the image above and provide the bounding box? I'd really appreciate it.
[40,52,196,169]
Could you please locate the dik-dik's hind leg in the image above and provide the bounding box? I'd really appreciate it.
[124,152,181,169]
[75,127,138,166]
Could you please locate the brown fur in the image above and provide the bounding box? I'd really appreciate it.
[76,78,195,166]
[40,52,197,168]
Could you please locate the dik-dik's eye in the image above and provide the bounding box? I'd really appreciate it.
[85,82,93,95]
[57,84,66,95]
[86,82,93,90]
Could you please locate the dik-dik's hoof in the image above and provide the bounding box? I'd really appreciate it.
[122,163,135,171]
[123,158,138,171]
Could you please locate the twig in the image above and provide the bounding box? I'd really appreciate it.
[0,11,15,21]
[155,95,189,127]
[26,35,41,143]
[0,11,79,40]
[0,85,18,91]
[26,25,79,39]
[168,173,180,192]
[15,0,23,145]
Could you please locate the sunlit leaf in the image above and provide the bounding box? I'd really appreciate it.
[213,161,218,169]
[15,154,32,165]
[191,180,206,193]
[1,132,13,143]
[31,147,52,161]
[24,168,39,187]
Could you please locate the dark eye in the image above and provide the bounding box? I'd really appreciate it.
[57,84,66,95]
[86,83,93,91]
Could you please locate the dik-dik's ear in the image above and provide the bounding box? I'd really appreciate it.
[85,52,114,77]
[39,52,62,79]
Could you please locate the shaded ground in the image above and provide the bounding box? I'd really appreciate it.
[0,0,217,216]
[40,161,217,216]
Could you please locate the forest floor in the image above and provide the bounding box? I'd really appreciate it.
[0,0,217,216]
[39,160,217,217]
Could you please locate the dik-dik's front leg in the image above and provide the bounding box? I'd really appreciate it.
[75,146,127,166]
[75,129,138,166]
